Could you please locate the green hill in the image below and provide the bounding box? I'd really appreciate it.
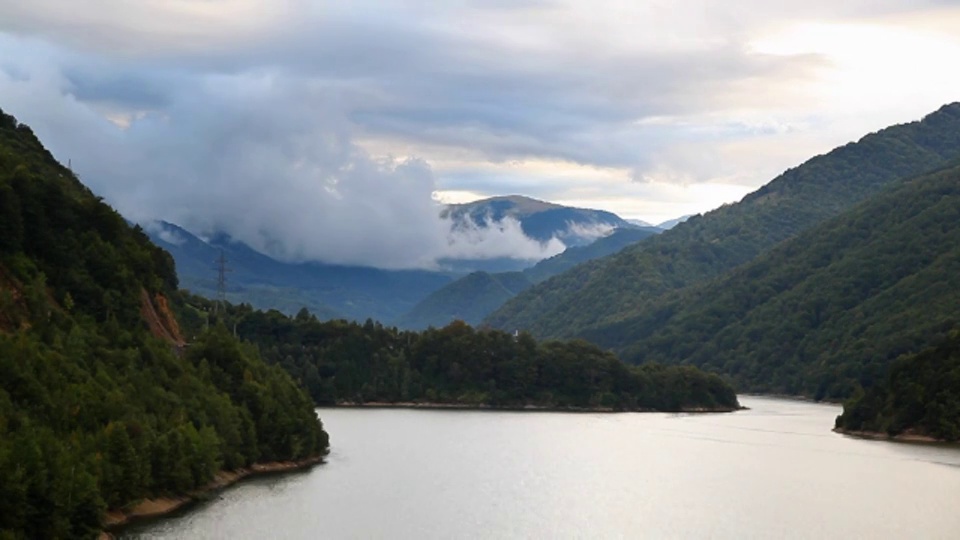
[0,109,328,539]
[397,227,659,329]
[836,329,960,441]
[484,103,960,339]
[594,162,960,400]
[202,302,740,413]
[396,271,532,329]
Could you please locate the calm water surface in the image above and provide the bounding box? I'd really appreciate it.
[122,397,960,539]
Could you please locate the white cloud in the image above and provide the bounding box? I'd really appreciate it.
[1,0,959,258]
[441,216,566,262]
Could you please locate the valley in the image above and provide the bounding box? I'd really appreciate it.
[3,3,960,536]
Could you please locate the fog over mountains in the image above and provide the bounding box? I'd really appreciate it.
[144,195,661,322]
[154,194,642,268]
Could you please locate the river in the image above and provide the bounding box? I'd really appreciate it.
[120,396,960,539]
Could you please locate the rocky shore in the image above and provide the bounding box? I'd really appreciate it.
[99,455,325,539]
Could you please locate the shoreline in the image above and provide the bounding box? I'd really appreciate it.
[330,401,742,413]
[832,427,943,443]
[739,392,845,405]
[100,455,325,539]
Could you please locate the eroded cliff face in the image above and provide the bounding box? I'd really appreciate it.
[140,289,185,346]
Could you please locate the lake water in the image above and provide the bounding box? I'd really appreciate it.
[121,397,960,539]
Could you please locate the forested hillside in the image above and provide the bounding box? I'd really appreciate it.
[597,162,960,399]
[396,271,532,329]
[397,227,659,329]
[836,329,960,441]
[485,103,960,339]
[0,109,328,539]
[185,298,739,413]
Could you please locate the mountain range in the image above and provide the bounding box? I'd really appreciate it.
[5,95,960,540]
[478,102,960,405]
[485,103,960,343]
[146,196,662,324]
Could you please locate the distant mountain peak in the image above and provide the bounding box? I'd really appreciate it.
[469,195,564,214]
[656,215,693,230]
[443,194,631,246]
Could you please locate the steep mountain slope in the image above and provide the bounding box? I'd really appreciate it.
[0,108,328,538]
[523,226,661,283]
[597,162,960,399]
[445,194,632,245]
[397,227,660,329]
[485,103,960,338]
[148,221,452,322]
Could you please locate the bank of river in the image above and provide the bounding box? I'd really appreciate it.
[335,400,742,412]
[120,397,960,539]
[833,427,943,443]
[104,456,324,538]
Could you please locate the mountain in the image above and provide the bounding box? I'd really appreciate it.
[0,108,327,538]
[485,103,960,339]
[656,215,692,229]
[395,271,531,330]
[522,226,661,284]
[396,226,661,329]
[627,218,655,228]
[592,161,960,400]
[151,196,640,324]
[146,221,454,323]
[445,195,633,246]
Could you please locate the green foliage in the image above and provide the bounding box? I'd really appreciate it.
[0,108,327,539]
[200,302,739,412]
[485,103,960,340]
[596,162,960,399]
[836,330,960,441]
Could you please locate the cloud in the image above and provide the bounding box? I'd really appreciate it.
[560,221,616,244]
[142,221,187,246]
[0,36,564,268]
[1,0,959,263]
[441,216,566,262]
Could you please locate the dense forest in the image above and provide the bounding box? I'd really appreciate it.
[178,297,739,413]
[588,162,960,399]
[0,108,328,539]
[835,330,960,441]
[485,103,960,339]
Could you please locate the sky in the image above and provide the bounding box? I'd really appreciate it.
[1,0,959,268]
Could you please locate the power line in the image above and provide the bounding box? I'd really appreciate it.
[213,249,231,315]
